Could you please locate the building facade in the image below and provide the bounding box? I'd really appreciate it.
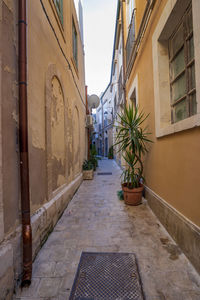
[94,2,125,159]
[94,84,115,157]
[111,2,126,165]
[119,0,200,274]
[0,0,86,298]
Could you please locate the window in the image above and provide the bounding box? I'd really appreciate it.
[72,20,78,67]
[130,88,136,109]
[53,0,63,24]
[128,75,138,111]
[126,1,136,68]
[169,5,196,123]
[152,0,200,137]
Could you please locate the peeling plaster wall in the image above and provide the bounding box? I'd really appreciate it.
[0,0,86,297]
[0,0,18,298]
[0,0,19,236]
[51,76,66,190]
[28,0,86,213]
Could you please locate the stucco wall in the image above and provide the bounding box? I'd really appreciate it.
[28,0,86,214]
[0,0,20,238]
[125,0,200,273]
[0,0,86,298]
[126,0,200,228]
[0,1,19,298]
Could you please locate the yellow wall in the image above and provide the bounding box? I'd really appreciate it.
[28,0,86,214]
[126,0,200,227]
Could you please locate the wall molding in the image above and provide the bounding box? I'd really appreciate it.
[145,185,200,274]
[0,172,82,298]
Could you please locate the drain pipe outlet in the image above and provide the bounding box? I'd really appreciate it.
[18,0,32,286]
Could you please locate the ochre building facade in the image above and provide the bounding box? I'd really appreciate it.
[0,0,86,298]
[123,0,200,274]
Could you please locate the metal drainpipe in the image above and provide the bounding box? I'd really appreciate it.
[18,0,32,286]
[120,0,127,106]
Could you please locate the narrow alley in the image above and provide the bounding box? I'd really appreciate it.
[1,0,200,298]
[15,160,200,300]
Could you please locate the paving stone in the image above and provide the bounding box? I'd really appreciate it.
[37,278,61,297]
[54,261,78,277]
[32,261,56,278]
[60,274,75,292]
[15,159,200,300]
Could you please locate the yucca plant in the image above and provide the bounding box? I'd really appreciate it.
[115,104,152,189]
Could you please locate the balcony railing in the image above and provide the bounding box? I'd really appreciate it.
[126,10,136,68]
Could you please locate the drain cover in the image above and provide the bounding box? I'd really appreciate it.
[69,252,144,300]
[97,172,112,175]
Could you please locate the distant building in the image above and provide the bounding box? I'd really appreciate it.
[94,84,115,157]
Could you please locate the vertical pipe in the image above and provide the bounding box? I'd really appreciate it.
[18,0,32,286]
[121,0,127,105]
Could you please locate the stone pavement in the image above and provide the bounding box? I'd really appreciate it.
[15,159,200,300]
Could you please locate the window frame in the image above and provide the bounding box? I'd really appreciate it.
[169,5,196,123]
[152,0,200,138]
[53,0,63,25]
[72,18,78,69]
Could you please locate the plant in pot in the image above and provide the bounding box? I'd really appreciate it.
[108,145,114,159]
[82,160,94,180]
[90,144,100,171]
[115,104,152,205]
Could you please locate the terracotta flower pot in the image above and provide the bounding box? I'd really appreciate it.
[83,169,94,180]
[122,183,144,206]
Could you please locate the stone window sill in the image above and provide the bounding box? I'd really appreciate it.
[156,113,200,138]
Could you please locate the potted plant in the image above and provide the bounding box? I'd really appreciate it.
[82,160,94,180]
[115,104,152,205]
[108,145,114,159]
[90,144,100,171]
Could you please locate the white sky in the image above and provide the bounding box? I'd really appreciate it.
[80,0,118,97]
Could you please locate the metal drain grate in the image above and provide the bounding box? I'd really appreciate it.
[97,172,112,175]
[69,252,145,300]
